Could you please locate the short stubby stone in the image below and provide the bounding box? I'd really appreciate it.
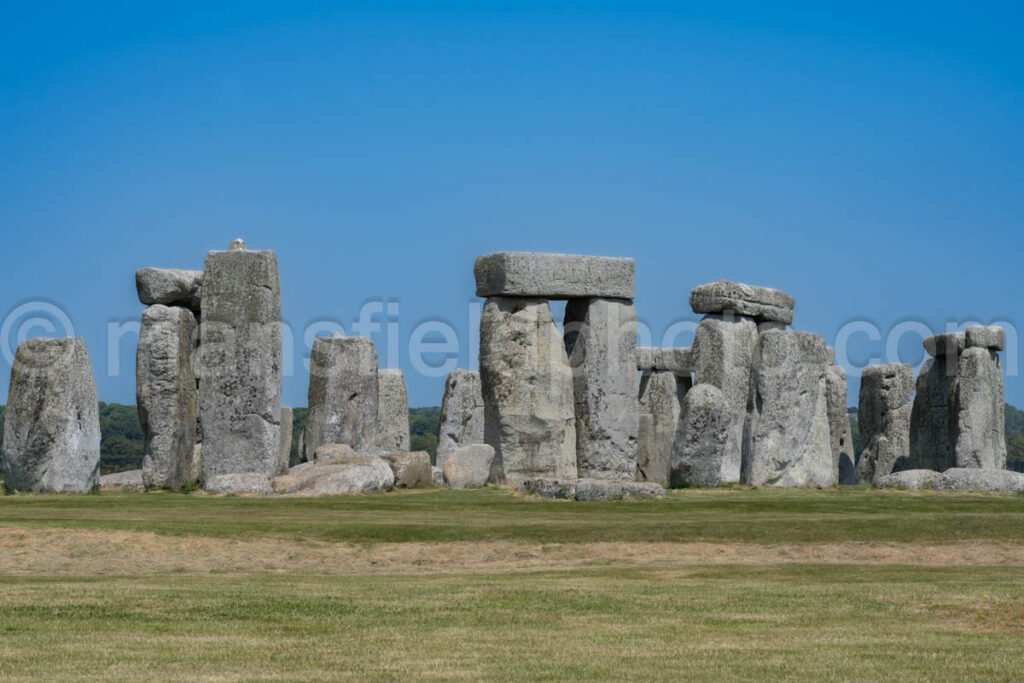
[198,244,281,481]
[564,298,639,481]
[284,457,395,496]
[923,332,965,358]
[278,406,294,476]
[965,325,1005,352]
[137,305,197,490]
[204,473,272,496]
[692,315,758,482]
[875,469,944,490]
[857,363,914,484]
[516,478,578,499]
[304,336,378,458]
[954,347,1006,470]
[379,451,432,488]
[135,268,203,312]
[689,280,795,324]
[443,444,496,489]
[934,468,1024,494]
[574,479,665,501]
[637,371,689,485]
[474,252,635,299]
[431,466,444,486]
[909,356,958,471]
[825,365,856,485]
[744,330,834,487]
[636,347,693,374]
[480,298,577,484]
[99,469,145,492]
[671,383,729,488]
[376,369,411,452]
[436,369,485,469]
[2,338,101,493]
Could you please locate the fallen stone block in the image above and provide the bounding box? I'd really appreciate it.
[379,451,432,488]
[934,468,1024,494]
[575,479,665,501]
[204,473,273,496]
[875,469,943,490]
[99,469,145,492]
[443,444,495,489]
[516,478,577,499]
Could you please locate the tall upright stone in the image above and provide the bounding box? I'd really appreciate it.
[436,369,485,468]
[637,371,689,485]
[825,364,856,485]
[2,338,100,492]
[137,305,197,489]
[278,406,294,475]
[909,356,959,471]
[743,330,834,487]
[480,297,577,484]
[304,336,379,457]
[857,363,914,484]
[672,383,728,487]
[954,345,1006,470]
[564,298,639,481]
[197,239,281,481]
[377,369,411,452]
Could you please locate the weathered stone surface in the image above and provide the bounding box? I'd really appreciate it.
[191,444,202,485]
[278,407,293,476]
[671,384,729,488]
[857,363,914,484]
[692,315,758,482]
[637,372,689,485]
[137,305,197,490]
[379,451,432,488]
[442,444,495,489]
[135,268,202,311]
[285,457,394,496]
[376,369,410,452]
[689,280,795,324]
[909,357,958,471]
[923,332,965,358]
[954,347,1007,469]
[575,479,665,501]
[636,347,693,374]
[436,369,485,469]
[480,298,577,484]
[431,466,444,486]
[564,298,639,481]
[744,330,834,487]
[825,365,856,485]
[304,336,378,459]
[99,469,144,491]
[934,468,1024,493]
[2,338,101,493]
[516,478,577,499]
[965,325,1005,351]
[204,473,272,496]
[313,443,358,464]
[875,469,944,490]
[474,252,635,299]
[198,244,281,482]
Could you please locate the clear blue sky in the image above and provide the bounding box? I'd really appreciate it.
[1,1,1022,410]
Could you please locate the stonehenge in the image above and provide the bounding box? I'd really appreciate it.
[857,363,914,484]
[671,383,728,487]
[436,369,485,468]
[637,366,689,485]
[304,335,379,457]
[376,369,411,452]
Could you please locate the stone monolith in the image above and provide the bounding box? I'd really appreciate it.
[376,369,410,452]
[857,363,914,484]
[954,346,1007,469]
[436,369,485,468]
[304,336,379,458]
[637,371,689,485]
[825,364,856,485]
[671,383,728,487]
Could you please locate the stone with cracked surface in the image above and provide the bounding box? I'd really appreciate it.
[671,383,729,488]
[474,252,635,299]
[637,371,689,485]
[376,369,411,452]
[436,369,485,469]
[954,347,1006,470]
[135,268,203,312]
[857,363,914,484]
[636,347,693,374]
[825,365,856,485]
[689,279,795,324]
[304,336,378,458]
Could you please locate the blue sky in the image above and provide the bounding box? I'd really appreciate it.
[1,1,1022,409]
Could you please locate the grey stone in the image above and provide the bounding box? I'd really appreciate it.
[909,357,958,471]
[442,444,495,489]
[954,347,1007,469]
[191,444,202,485]
[204,472,272,496]
[689,280,795,324]
[516,478,578,499]
[278,407,293,476]
[431,466,444,486]
[135,268,202,312]
[2,338,100,493]
[436,369,485,468]
[376,369,410,452]
[575,479,665,501]
[279,457,395,496]
[313,443,358,464]
[965,325,1005,352]
[857,363,914,484]
[304,336,378,458]
[744,330,834,487]
[875,469,944,490]
[637,371,689,485]
[692,315,758,482]
[564,298,639,481]
[934,468,1024,493]
[379,451,432,488]
[474,251,635,299]
[671,383,729,488]
[137,305,197,490]
[197,243,281,482]
[99,469,144,491]
[480,298,577,484]
[636,347,693,374]
[825,365,856,485]
[923,332,965,357]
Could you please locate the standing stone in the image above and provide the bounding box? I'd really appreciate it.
[376,369,411,452]
[197,241,281,481]
[564,298,639,481]
[825,364,856,485]
[692,315,758,482]
[671,383,729,487]
[954,346,1007,470]
[637,371,689,485]
[304,336,379,458]
[436,369,485,468]
[2,338,100,492]
[743,330,834,487]
[278,406,293,476]
[909,356,958,471]
[137,305,198,490]
[474,252,635,299]
[480,297,577,484]
[857,363,914,484]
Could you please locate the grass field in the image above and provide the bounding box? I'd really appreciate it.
[1,487,1022,681]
